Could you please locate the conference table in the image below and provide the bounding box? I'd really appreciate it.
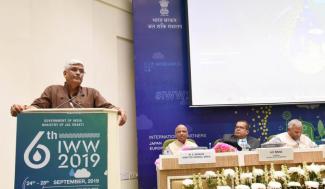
[156,147,325,189]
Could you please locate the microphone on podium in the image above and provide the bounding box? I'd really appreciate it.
[55,94,85,108]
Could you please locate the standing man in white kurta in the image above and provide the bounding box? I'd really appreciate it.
[268,119,316,148]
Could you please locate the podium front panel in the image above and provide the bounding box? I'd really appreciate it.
[14,111,111,189]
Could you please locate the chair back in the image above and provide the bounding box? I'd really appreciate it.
[213,139,222,146]
[162,139,176,150]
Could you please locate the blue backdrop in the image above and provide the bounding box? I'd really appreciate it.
[132,1,325,188]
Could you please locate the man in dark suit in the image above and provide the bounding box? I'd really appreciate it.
[221,120,260,150]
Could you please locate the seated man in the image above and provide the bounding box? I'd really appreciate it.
[164,124,198,155]
[268,119,316,148]
[219,120,260,150]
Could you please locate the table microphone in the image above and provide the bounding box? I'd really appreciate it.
[70,98,85,108]
[55,95,81,108]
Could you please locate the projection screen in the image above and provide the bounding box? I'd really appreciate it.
[187,0,325,106]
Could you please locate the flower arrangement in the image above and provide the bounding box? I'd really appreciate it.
[273,171,287,180]
[320,165,325,173]
[267,181,282,189]
[306,164,321,175]
[235,184,250,189]
[204,171,218,189]
[305,181,319,189]
[181,163,325,189]
[213,142,238,153]
[217,186,231,189]
[288,166,305,183]
[204,171,217,178]
[223,168,235,187]
[272,169,288,187]
[217,170,232,189]
[264,165,270,184]
[305,163,321,182]
[182,174,204,189]
[253,168,265,177]
[240,172,253,185]
[223,168,235,178]
[196,173,204,189]
[251,183,267,189]
[321,179,325,189]
[253,167,265,183]
[288,167,305,175]
[182,179,194,189]
[287,181,301,189]
[235,167,241,186]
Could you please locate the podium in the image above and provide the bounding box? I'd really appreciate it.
[14,108,120,189]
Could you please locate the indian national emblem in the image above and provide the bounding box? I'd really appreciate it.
[159,0,169,16]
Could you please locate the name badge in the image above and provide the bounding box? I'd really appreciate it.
[258,147,293,161]
[178,149,216,164]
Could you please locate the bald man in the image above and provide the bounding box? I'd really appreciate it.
[164,124,198,155]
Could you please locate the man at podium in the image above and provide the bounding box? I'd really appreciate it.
[10,59,127,126]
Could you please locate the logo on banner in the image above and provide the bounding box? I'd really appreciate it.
[24,131,50,169]
[159,0,169,16]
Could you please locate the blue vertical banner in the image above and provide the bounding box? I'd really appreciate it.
[132,1,325,189]
[15,112,108,189]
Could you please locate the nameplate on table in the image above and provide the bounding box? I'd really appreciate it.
[178,149,215,164]
[258,147,293,161]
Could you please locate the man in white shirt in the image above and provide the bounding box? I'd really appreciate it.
[164,124,197,155]
[268,119,317,148]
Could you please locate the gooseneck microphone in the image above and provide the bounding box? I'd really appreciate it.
[55,94,84,108]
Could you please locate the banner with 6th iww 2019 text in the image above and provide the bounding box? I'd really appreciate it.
[15,112,108,189]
